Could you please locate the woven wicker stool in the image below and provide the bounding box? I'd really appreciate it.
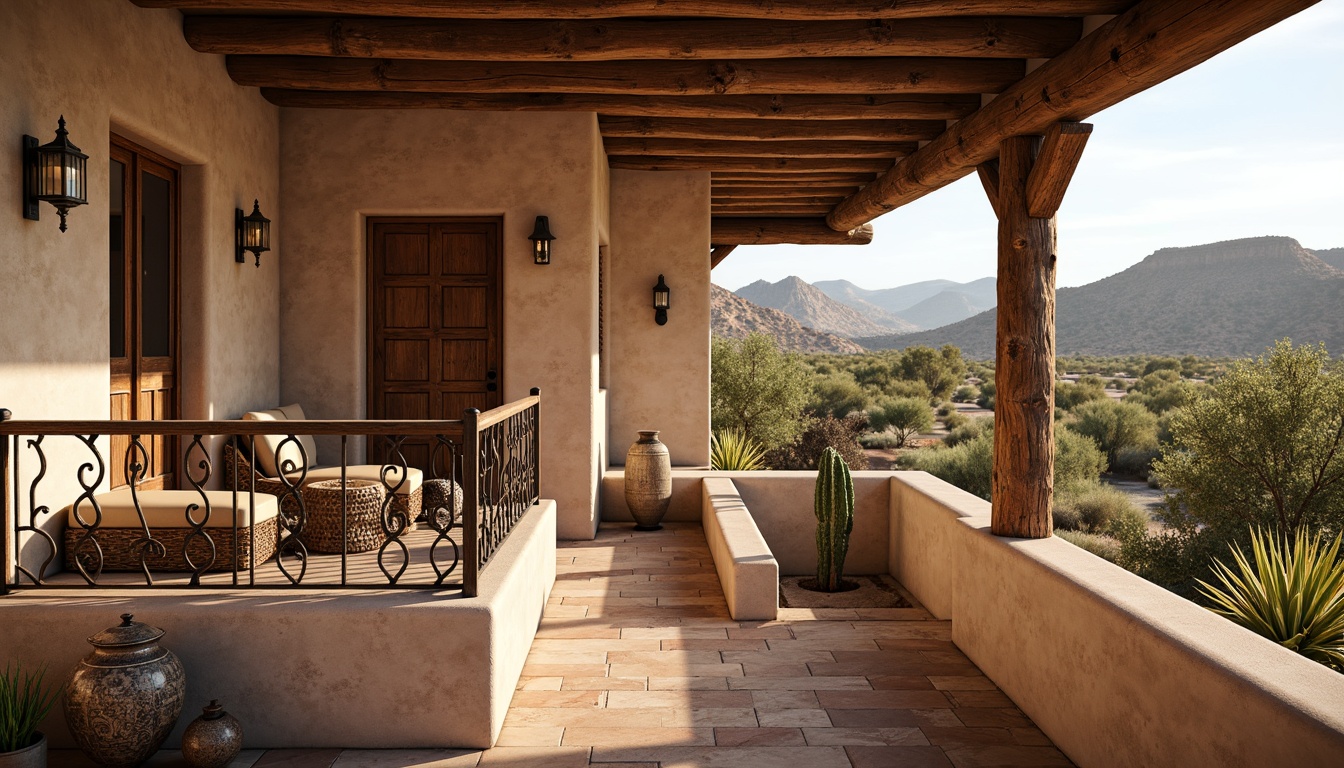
[300,479,388,554]
[422,479,464,533]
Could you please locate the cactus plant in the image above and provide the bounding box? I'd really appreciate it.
[814,447,856,592]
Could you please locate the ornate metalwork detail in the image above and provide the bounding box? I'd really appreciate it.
[473,404,540,573]
[273,434,308,584]
[126,435,165,585]
[69,434,107,584]
[376,435,411,584]
[181,434,216,585]
[427,434,461,585]
[14,435,57,585]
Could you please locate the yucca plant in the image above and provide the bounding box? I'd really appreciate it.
[0,664,61,753]
[710,429,768,471]
[1197,528,1344,671]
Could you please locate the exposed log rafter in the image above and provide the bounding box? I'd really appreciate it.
[603,138,915,159]
[598,117,945,142]
[1025,121,1092,218]
[710,244,738,269]
[710,218,874,246]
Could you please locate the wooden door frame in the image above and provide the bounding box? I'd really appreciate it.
[364,216,505,422]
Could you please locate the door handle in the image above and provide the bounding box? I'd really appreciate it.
[486,382,498,392]
[487,370,497,380]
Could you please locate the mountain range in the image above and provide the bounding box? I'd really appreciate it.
[709,284,862,354]
[735,275,996,336]
[860,236,1344,358]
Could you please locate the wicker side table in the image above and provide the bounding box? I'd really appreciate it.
[300,479,388,554]
[422,479,464,532]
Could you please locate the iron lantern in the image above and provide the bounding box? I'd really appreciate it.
[653,274,670,326]
[23,116,89,232]
[235,200,271,267]
[529,215,554,265]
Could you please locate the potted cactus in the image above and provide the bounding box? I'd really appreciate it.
[0,664,60,768]
[807,447,857,592]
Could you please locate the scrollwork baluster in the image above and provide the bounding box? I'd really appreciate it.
[377,435,411,584]
[181,434,216,585]
[14,435,57,586]
[274,434,309,584]
[69,434,106,584]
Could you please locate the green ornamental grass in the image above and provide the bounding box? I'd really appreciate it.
[710,428,768,471]
[1,664,61,752]
[1197,529,1344,671]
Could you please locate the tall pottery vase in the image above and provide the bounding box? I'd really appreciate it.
[625,430,672,531]
[64,615,186,768]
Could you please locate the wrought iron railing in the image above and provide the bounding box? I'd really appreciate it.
[0,391,540,597]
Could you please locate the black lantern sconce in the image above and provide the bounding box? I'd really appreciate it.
[653,274,670,326]
[529,215,555,265]
[23,116,89,232]
[235,200,271,267]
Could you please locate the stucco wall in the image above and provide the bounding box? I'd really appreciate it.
[0,0,279,575]
[278,109,603,539]
[607,170,712,467]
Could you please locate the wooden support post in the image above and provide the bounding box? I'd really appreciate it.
[991,134,1056,538]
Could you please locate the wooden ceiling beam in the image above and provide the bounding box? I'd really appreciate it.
[603,138,914,158]
[710,244,738,270]
[1025,121,1092,218]
[259,89,981,119]
[828,0,1322,230]
[712,186,862,197]
[185,16,1079,61]
[714,197,847,206]
[711,217,873,246]
[712,172,876,183]
[133,1,1136,20]
[609,156,894,172]
[227,56,1024,95]
[598,117,944,142]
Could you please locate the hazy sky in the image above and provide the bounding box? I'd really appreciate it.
[713,2,1344,292]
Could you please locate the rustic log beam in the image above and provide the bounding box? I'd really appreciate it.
[598,117,945,142]
[712,186,862,197]
[711,217,874,245]
[1026,122,1092,218]
[184,16,1079,61]
[991,135,1055,539]
[710,244,738,269]
[609,156,894,172]
[228,56,1024,95]
[713,196,846,206]
[259,89,981,119]
[828,0,1323,230]
[712,172,877,183]
[603,137,915,158]
[713,200,840,209]
[134,1,1135,20]
[977,159,1001,218]
[714,207,837,216]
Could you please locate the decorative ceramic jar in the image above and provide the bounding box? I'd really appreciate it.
[64,614,186,768]
[0,733,46,768]
[181,701,243,768]
[624,430,672,530]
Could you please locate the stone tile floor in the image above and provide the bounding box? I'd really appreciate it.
[52,523,1071,767]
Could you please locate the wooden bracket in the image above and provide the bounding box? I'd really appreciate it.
[709,244,737,269]
[1025,121,1092,218]
[976,158,1001,219]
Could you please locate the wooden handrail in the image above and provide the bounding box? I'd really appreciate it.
[473,392,541,431]
[0,419,466,437]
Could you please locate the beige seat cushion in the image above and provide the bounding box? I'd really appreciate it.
[243,405,319,476]
[65,489,279,529]
[283,465,423,496]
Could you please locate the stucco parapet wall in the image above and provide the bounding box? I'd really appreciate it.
[701,477,778,621]
[0,501,557,750]
[888,470,988,619]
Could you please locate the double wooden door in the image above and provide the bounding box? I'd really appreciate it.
[367,218,503,475]
[109,136,178,490]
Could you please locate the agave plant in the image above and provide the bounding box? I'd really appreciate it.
[1197,528,1344,671]
[710,428,768,471]
[0,663,61,753]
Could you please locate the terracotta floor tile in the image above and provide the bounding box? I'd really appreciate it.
[942,745,1074,767]
[504,707,664,729]
[947,690,1017,708]
[519,664,609,678]
[713,727,807,747]
[663,708,761,728]
[920,727,1018,747]
[560,727,714,747]
[812,661,980,677]
[725,626,795,639]
[720,649,835,664]
[826,709,962,729]
[533,625,622,640]
[1011,727,1052,746]
[508,690,605,708]
[607,650,727,665]
[869,675,936,690]
[493,727,564,747]
[474,747,590,768]
[252,750,343,768]
[531,639,659,653]
[764,638,882,651]
[817,690,953,709]
[523,651,607,666]
[953,709,1035,729]
[728,676,872,691]
[561,676,646,690]
[331,750,481,768]
[845,745,954,768]
[749,690,820,709]
[930,676,998,691]
[648,676,731,690]
[619,626,728,640]
[738,663,815,677]
[515,677,563,691]
[754,708,833,727]
[608,663,743,678]
[661,638,767,651]
[605,690,754,709]
[802,726,929,746]
[591,746,851,767]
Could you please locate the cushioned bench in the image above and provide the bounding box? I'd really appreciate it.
[63,489,280,573]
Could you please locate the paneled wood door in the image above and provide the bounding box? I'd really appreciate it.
[109,135,179,490]
[367,218,503,475]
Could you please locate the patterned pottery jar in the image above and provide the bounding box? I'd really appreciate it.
[181,700,243,768]
[64,614,186,768]
[624,430,672,530]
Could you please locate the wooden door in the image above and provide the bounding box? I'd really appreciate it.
[110,136,178,490]
[367,218,503,475]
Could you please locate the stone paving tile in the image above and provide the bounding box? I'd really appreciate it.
[331,750,481,768]
[647,676,731,690]
[475,747,590,767]
[942,745,1075,767]
[591,746,851,767]
[252,750,344,768]
[846,745,955,768]
[712,727,807,747]
[802,727,930,746]
[560,727,714,747]
[494,727,564,747]
[754,708,833,727]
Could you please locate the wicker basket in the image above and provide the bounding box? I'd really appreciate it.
[63,516,278,573]
[422,478,464,532]
[223,442,423,525]
[299,479,390,554]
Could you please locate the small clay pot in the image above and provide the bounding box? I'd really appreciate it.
[181,701,243,768]
[0,732,46,768]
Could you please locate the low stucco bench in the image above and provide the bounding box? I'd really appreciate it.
[701,477,779,620]
[64,489,280,573]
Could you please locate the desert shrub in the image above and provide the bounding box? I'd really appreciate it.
[807,373,869,419]
[944,415,993,447]
[711,333,811,451]
[868,397,934,448]
[1055,379,1108,411]
[953,384,981,403]
[976,380,996,410]
[1052,502,1082,531]
[1143,357,1183,376]
[859,432,903,449]
[898,345,966,401]
[899,434,995,500]
[1112,504,1224,597]
[1055,480,1143,534]
[710,428,768,471]
[766,414,868,471]
[1054,429,1108,489]
[1066,399,1159,467]
[879,378,934,403]
[942,411,969,431]
[1125,370,1207,415]
[1055,529,1121,562]
[936,401,956,418]
[1108,378,1128,390]
[1111,445,1161,478]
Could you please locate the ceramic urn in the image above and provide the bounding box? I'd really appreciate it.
[181,700,243,768]
[64,614,186,768]
[624,430,672,530]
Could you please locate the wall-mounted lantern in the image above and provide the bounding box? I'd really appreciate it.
[653,274,670,326]
[23,116,88,232]
[235,200,271,267]
[529,215,554,265]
